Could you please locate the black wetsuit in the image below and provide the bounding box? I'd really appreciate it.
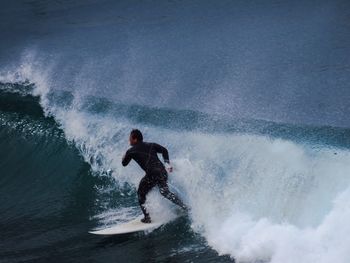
[122,141,186,219]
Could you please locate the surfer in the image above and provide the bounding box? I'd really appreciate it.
[122,129,187,223]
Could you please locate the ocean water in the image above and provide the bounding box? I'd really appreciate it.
[1,1,350,262]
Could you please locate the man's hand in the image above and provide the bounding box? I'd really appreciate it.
[165,162,173,173]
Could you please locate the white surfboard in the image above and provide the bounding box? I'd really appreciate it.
[89,215,173,235]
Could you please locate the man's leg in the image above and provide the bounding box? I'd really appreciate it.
[157,174,188,211]
[137,176,155,223]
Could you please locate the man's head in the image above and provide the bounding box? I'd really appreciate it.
[129,129,143,145]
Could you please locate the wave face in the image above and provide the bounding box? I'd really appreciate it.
[0,86,223,262]
[1,1,350,262]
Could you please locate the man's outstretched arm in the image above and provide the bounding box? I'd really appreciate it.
[122,150,132,166]
[154,143,173,173]
[154,143,170,163]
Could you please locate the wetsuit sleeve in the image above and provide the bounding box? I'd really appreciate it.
[122,149,133,166]
[154,143,170,163]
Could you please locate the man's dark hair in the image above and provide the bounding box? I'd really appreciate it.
[130,129,143,142]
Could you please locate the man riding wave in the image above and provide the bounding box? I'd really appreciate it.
[122,129,187,223]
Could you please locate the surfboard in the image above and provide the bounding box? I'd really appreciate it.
[89,215,172,235]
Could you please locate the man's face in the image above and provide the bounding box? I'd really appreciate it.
[129,135,137,146]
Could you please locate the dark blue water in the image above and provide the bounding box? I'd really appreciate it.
[1,1,350,262]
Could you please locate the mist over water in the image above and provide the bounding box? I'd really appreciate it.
[1,0,350,262]
[1,0,350,127]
